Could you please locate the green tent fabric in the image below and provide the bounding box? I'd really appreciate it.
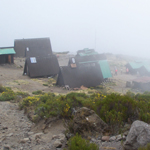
[99,60,112,78]
[78,51,98,56]
[129,62,144,69]
[0,48,16,55]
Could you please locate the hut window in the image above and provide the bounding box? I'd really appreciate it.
[72,58,76,64]
[30,57,37,63]
[26,47,29,51]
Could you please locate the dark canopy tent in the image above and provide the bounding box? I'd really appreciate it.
[23,55,59,78]
[56,63,104,88]
[15,37,60,77]
[14,37,52,57]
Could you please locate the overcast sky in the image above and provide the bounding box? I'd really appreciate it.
[1,0,150,57]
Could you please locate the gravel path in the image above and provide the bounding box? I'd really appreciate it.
[0,102,65,150]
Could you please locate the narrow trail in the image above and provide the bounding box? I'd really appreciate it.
[0,102,65,150]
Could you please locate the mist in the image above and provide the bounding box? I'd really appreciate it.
[1,0,150,58]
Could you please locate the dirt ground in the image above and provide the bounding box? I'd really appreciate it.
[0,54,144,150]
[0,54,141,95]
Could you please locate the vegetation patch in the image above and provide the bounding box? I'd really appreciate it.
[64,133,99,150]
[138,143,150,150]
[32,90,45,95]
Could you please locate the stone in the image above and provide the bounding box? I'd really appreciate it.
[72,107,108,135]
[7,133,13,137]
[109,136,116,141]
[124,120,150,150]
[116,134,125,141]
[102,136,110,141]
[20,138,30,143]
[53,140,62,148]
[3,145,11,150]
[52,133,66,143]
[27,132,34,136]
[30,132,44,140]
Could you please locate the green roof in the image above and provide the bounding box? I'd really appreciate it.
[79,60,112,79]
[78,51,98,56]
[78,48,98,56]
[0,48,16,55]
[129,62,144,69]
[99,60,112,78]
[143,64,150,72]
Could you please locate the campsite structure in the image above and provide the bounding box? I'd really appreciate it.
[0,47,16,64]
[56,48,112,88]
[14,37,59,78]
[14,38,52,57]
[126,62,150,76]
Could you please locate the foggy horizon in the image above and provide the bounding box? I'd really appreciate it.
[1,0,150,58]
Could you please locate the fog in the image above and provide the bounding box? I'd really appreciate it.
[1,0,150,58]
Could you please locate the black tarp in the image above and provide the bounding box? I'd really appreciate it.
[14,37,52,57]
[23,55,59,78]
[56,62,104,88]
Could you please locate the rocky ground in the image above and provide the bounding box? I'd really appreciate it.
[0,101,66,150]
[0,101,127,150]
[0,54,147,150]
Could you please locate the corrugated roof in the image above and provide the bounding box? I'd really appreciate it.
[0,48,16,55]
[99,60,112,78]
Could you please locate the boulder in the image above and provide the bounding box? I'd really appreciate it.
[124,120,150,150]
[72,107,108,135]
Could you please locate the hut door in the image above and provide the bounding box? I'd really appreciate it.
[8,55,11,63]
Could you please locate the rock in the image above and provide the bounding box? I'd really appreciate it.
[30,132,44,141]
[72,107,108,135]
[6,133,13,137]
[116,134,126,141]
[109,136,116,141]
[52,133,66,143]
[27,132,34,136]
[102,136,110,141]
[20,138,30,143]
[66,133,74,140]
[53,140,62,148]
[3,145,11,150]
[2,126,8,130]
[124,120,150,150]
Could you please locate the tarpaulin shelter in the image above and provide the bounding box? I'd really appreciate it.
[56,64,104,88]
[23,55,59,78]
[0,47,16,64]
[57,48,112,88]
[126,62,150,75]
[126,62,144,74]
[16,37,59,78]
[14,37,52,57]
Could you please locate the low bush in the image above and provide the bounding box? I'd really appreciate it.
[32,90,44,95]
[65,133,99,150]
[0,88,16,101]
[16,91,30,98]
[19,90,150,134]
[138,143,150,150]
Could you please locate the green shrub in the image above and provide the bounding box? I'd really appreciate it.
[0,88,16,101]
[20,96,40,109]
[16,91,30,98]
[66,133,99,150]
[32,90,44,95]
[43,84,48,86]
[138,143,150,150]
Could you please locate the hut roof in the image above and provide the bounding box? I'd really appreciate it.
[0,48,16,55]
